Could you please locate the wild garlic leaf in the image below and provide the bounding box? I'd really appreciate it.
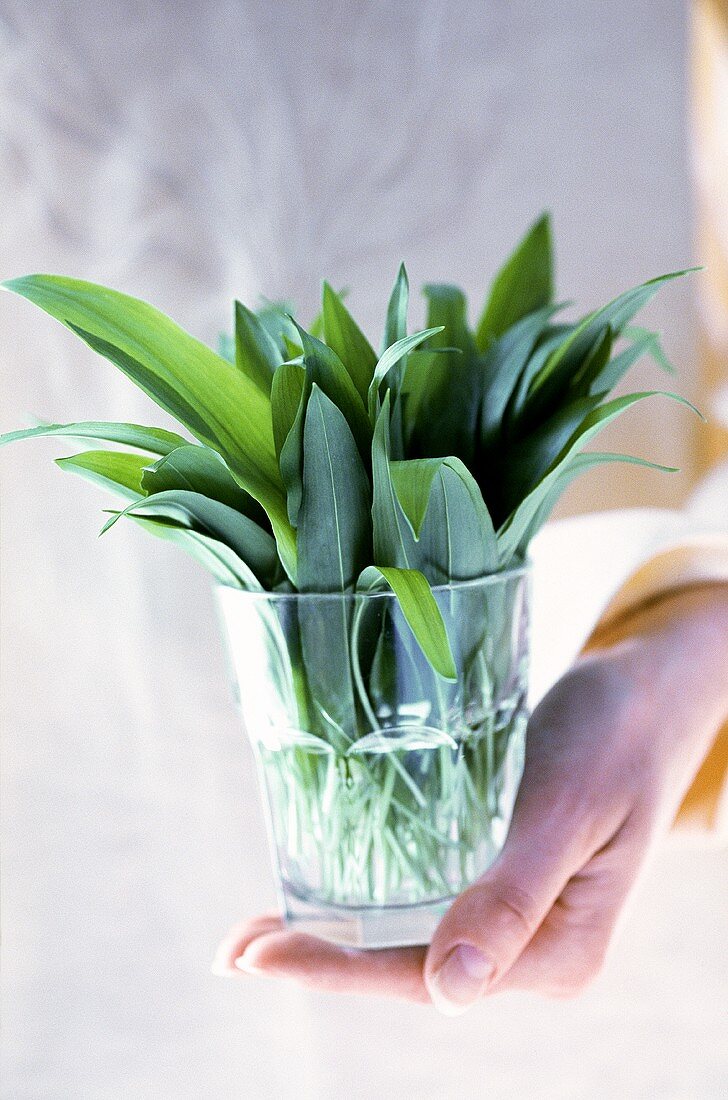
[371,393,413,568]
[1,275,297,581]
[570,326,613,393]
[508,451,680,559]
[367,326,444,422]
[0,420,186,455]
[499,392,606,514]
[141,443,269,527]
[0,232,698,684]
[279,410,307,527]
[382,263,409,350]
[295,385,372,734]
[477,304,562,452]
[396,460,499,583]
[580,329,660,396]
[528,269,698,398]
[623,325,676,374]
[357,565,457,682]
[293,320,371,465]
[218,332,235,363]
[297,385,372,592]
[234,300,283,395]
[56,449,150,500]
[254,301,298,355]
[1,277,280,488]
[374,398,498,583]
[422,284,474,357]
[271,361,306,462]
[101,489,281,587]
[408,286,475,454]
[504,319,575,428]
[322,282,377,403]
[497,390,700,564]
[123,512,264,589]
[476,213,554,349]
[390,456,497,564]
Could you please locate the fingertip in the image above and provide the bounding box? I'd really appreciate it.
[211,912,285,977]
[234,953,264,975]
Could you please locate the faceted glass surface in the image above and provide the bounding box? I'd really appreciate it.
[216,568,530,948]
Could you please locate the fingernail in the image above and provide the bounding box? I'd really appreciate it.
[429,944,493,1016]
[234,952,262,975]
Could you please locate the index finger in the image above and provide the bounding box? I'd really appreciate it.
[214,916,430,1003]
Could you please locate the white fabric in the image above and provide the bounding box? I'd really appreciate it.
[2,2,728,1098]
[529,500,728,707]
[528,381,728,706]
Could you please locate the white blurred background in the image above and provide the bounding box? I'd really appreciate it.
[1,2,726,1097]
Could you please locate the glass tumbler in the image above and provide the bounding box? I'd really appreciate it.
[216,566,530,948]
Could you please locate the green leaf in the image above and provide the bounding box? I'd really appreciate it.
[358,565,457,682]
[581,329,661,396]
[570,325,613,393]
[367,326,444,421]
[623,325,676,374]
[278,376,309,527]
[2,276,296,580]
[56,449,150,500]
[476,213,554,348]
[422,284,474,357]
[140,443,269,527]
[497,390,701,565]
[388,458,442,539]
[373,397,498,583]
[508,451,680,558]
[371,393,413,568]
[0,420,186,454]
[271,361,306,462]
[390,455,496,557]
[403,301,477,466]
[528,269,697,399]
[297,385,372,592]
[217,332,235,363]
[477,304,562,452]
[294,385,371,736]
[122,512,264,589]
[498,392,606,515]
[382,263,409,350]
[308,309,324,339]
[254,300,299,356]
[395,458,499,582]
[293,320,371,465]
[504,320,575,427]
[101,489,281,587]
[234,300,283,395]
[322,282,377,403]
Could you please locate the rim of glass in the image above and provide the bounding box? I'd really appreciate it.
[215,560,531,604]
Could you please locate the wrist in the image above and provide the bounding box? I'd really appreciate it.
[609,584,728,783]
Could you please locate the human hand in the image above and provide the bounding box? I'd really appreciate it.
[212,585,728,1014]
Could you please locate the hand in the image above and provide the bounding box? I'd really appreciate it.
[212,584,728,1014]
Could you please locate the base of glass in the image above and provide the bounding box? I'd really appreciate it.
[282,882,457,949]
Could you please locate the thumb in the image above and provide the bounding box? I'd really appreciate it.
[423,830,573,1016]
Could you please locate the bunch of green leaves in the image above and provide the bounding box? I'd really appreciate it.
[0,214,698,681]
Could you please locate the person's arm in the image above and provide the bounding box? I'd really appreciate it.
[212,582,728,1012]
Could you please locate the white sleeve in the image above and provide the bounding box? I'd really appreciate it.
[528,470,728,709]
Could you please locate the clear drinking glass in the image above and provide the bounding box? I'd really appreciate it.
[215,566,530,949]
